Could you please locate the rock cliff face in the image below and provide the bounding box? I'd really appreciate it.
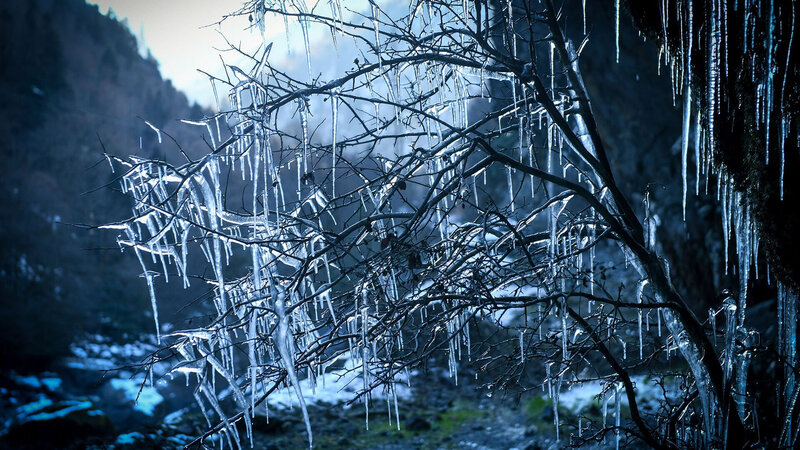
[625,0,800,292]
[0,0,208,368]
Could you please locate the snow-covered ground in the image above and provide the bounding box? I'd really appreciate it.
[263,358,413,412]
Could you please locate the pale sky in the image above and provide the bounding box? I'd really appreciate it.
[90,0,278,109]
[90,0,377,110]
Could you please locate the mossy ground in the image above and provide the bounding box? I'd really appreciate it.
[252,399,503,449]
[243,380,552,450]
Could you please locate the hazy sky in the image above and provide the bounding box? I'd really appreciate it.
[90,1,274,109]
[90,0,375,110]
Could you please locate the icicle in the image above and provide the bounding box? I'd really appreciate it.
[736,330,756,422]
[507,166,515,213]
[145,272,160,344]
[546,362,562,441]
[764,0,775,165]
[681,83,691,220]
[145,120,162,144]
[297,10,312,80]
[661,306,715,447]
[723,296,737,389]
[561,300,569,360]
[371,2,382,64]
[549,42,555,93]
[272,283,312,447]
[248,310,258,418]
[615,0,621,63]
[615,382,622,450]
[707,0,719,147]
[779,282,798,425]
[709,308,717,347]
[695,103,702,195]
[582,0,587,35]
[637,279,648,359]
[658,307,662,336]
[331,90,339,196]
[781,117,786,200]
[780,6,795,201]
[538,304,543,340]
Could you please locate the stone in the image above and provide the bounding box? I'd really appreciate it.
[1,400,115,448]
[405,415,431,431]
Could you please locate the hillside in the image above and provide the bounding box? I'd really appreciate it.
[0,0,209,368]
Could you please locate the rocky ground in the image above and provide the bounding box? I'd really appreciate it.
[0,333,649,449]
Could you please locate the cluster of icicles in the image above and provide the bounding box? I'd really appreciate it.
[101,2,412,445]
[105,123,391,448]
[637,0,798,446]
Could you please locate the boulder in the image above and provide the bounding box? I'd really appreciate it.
[0,400,114,448]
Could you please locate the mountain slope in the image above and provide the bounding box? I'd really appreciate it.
[0,0,209,368]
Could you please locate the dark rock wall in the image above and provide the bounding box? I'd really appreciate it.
[626,0,800,292]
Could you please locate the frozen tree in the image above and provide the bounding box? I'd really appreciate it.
[103,0,798,448]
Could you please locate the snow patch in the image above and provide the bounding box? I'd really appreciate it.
[12,375,41,389]
[115,431,144,444]
[26,400,93,421]
[40,377,62,391]
[264,359,411,411]
[16,397,53,418]
[109,378,164,416]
